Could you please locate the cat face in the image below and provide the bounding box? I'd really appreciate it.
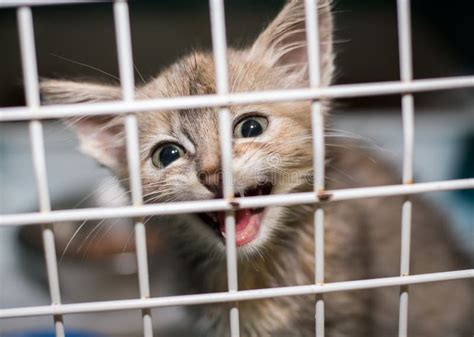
[137,53,316,255]
[40,0,333,257]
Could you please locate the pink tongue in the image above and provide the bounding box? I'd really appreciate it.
[218,209,261,246]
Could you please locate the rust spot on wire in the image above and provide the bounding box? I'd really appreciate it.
[229,200,240,209]
[317,191,333,202]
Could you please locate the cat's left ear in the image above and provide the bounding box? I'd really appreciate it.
[40,80,128,176]
[249,0,333,86]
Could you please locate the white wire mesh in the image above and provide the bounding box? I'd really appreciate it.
[113,1,154,336]
[304,1,326,335]
[0,1,473,337]
[209,0,240,335]
[396,1,415,336]
[16,6,65,337]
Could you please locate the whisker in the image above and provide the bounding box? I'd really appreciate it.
[134,63,146,85]
[75,219,106,258]
[50,53,120,82]
[59,219,88,264]
[121,228,135,255]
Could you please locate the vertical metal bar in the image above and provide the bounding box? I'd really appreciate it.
[113,1,153,337]
[305,1,325,336]
[314,207,325,337]
[209,0,239,336]
[397,1,414,336]
[305,0,321,90]
[17,6,65,337]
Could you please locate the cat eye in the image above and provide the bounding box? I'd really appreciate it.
[151,143,185,168]
[233,116,268,139]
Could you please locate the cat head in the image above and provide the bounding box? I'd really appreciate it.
[41,0,333,258]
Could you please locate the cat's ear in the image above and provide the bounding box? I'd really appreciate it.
[249,0,333,86]
[40,80,127,175]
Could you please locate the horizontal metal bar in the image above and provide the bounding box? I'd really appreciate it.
[0,0,111,8]
[1,179,472,227]
[1,76,474,122]
[0,269,471,319]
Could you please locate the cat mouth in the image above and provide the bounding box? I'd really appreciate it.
[197,183,273,246]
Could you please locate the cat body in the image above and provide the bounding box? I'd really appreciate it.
[41,1,472,336]
[168,145,471,337]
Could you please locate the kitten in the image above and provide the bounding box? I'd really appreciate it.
[40,0,472,336]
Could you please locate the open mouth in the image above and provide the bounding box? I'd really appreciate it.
[197,182,273,246]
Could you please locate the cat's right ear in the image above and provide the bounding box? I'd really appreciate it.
[40,80,127,176]
[249,0,333,86]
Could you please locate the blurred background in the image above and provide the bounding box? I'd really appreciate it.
[1,1,473,337]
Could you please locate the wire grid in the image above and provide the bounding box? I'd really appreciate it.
[0,1,473,337]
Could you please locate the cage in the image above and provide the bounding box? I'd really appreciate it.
[0,1,473,337]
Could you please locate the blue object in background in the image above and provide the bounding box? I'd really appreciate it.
[454,132,474,201]
[447,131,474,255]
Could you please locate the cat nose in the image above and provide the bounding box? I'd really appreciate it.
[198,170,222,196]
